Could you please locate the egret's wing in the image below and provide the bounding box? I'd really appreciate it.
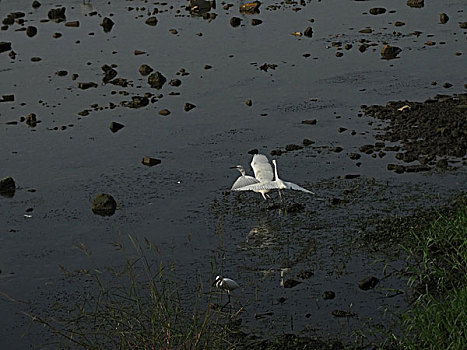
[223,278,240,289]
[231,175,260,190]
[234,181,280,192]
[251,154,274,182]
[283,181,315,195]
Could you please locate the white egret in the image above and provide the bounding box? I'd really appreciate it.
[231,154,274,200]
[230,165,259,191]
[234,159,315,197]
[214,275,240,304]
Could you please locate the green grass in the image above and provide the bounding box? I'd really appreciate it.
[400,199,467,350]
[30,236,243,350]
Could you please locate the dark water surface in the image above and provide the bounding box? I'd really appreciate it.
[1,0,466,348]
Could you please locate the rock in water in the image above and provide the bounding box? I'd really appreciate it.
[91,193,117,216]
[358,276,379,290]
[147,71,167,89]
[381,44,401,59]
[100,17,114,32]
[47,7,66,22]
[0,176,16,197]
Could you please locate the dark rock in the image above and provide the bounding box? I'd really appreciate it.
[0,41,12,53]
[30,57,42,62]
[259,63,277,71]
[239,1,261,14]
[285,144,303,152]
[359,144,374,153]
[369,7,386,15]
[440,13,449,24]
[335,52,343,58]
[251,19,262,26]
[78,82,98,89]
[101,64,118,84]
[184,102,196,112]
[230,17,242,27]
[395,21,405,27]
[125,96,149,109]
[358,44,368,52]
[25,113,38,127]
[48,7,66,22]
[204,64,212,69]
[0,176,16,196]
[189,0,212,15]
[330,146,343,153]
[32,1,41,9]
[109,121,124,133]
[332,310,356,318]
[65,21,79,27]
[100,17,114,32]
[148,71,167,89]
[337,127,347,133]
[145,17,158,26]
[359,28,372,34]
[91,193,117,216]
[303,26,313,37]
[245,99,252,106]
[142,157,161,166]
[139,64,153,76]
[301,119,317,125]
[0,94,14,102]
[158,109,170,116]
[349,153,361,160]
[343,174,360,179]
[459,22,467,29]
[443,82,452,89]
[302,139,314,146]
[169,79,182,87]
[405,164,431,173]
[358,276,379,290]
[283,279,302,288]
[407,0,424,8]
[55,70,68,76]
[270,149,282,156]
[323,291,335,300]
[26,26,37,37]
[381,44,401,59]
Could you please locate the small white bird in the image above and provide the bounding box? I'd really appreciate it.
[235,159,315,198]
[214,275,240,303]
[230,165,259,190]
[231,154,274,200]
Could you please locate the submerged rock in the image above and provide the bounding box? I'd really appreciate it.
[381,44,401,59]
[100,17,114,32]
[184,102,196,111]
[407,0,424,8]
[124,96,149,108]
[369,8,386,15]
[0,42,12,53]
[0,176,16,197]
[358,276,379,290]
[148,71,167,89]
[101,64,117,84]
[139,64,153,76]
[26,26,37,37]
[142,157,161,166]
[440,13,449,24]
[145,17,158,26]
[91,193,117,216]
[48,7,66,22]
[230,17,242,27]
[109,121,124,133]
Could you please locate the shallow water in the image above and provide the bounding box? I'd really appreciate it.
[0,0,466,347]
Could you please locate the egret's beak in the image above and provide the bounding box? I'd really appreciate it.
[229,166,237,169]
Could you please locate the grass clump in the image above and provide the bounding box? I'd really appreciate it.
[31,236,243,350]
[400,198,467,350]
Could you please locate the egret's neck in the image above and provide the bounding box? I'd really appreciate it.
[272,160,279,181]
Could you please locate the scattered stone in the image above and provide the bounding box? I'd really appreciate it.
[251,19,262,26]
[148,71,167,89]
[52,32,62,38]
[78,82,98,89]
[142,157,161,166]
[101,64,118,84]
[270,149,282,156]
[184,102,196,111]
[125,96,149,109]
[109,121,124,133]
[369,8,386,15]
[30,57,42,62]
[335,52,343,58]
[134,50,146,55]
[301,119,317,125]
[145,17,158,26]
[459,22,467,29]
[248,149,258,155]
[169,79,182,87]
[349,153,361,160]
[55,70,68,76]
[395,21,405,27]
[0,176,16,196]
[358,44,368,52]
[25,113,38,127]
[323,291,335,300]
[283,279,302,288]
[443,82,452,89]
[407,0,424,8]
[302,139,314,146]
[32,1,41,9]
[259,63,277,71]
[330,146,343,153]
[230,17,242,27]
[332,310,356,318]
[359,28,372,34]
[0,42,12,53]
[47,7,66,22]
[0,94,14,102]
[303,26,313,37]
[100,17,114,32]
[139,64,153,76]
[342,174,360,179]
[65,21,79,27]
[381,44,401,59]
[204,64,212,69]
[245,99,252,106]
[240,1,261,14]
[158,109,171,116]
[337,127,347,133]
[91,193,117,216]
[26,26,37,37]
[285,144,303,151]
[188,0,212,15]
[169,28,178,35]
[358,276,379,290]
[440,13,449,24]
